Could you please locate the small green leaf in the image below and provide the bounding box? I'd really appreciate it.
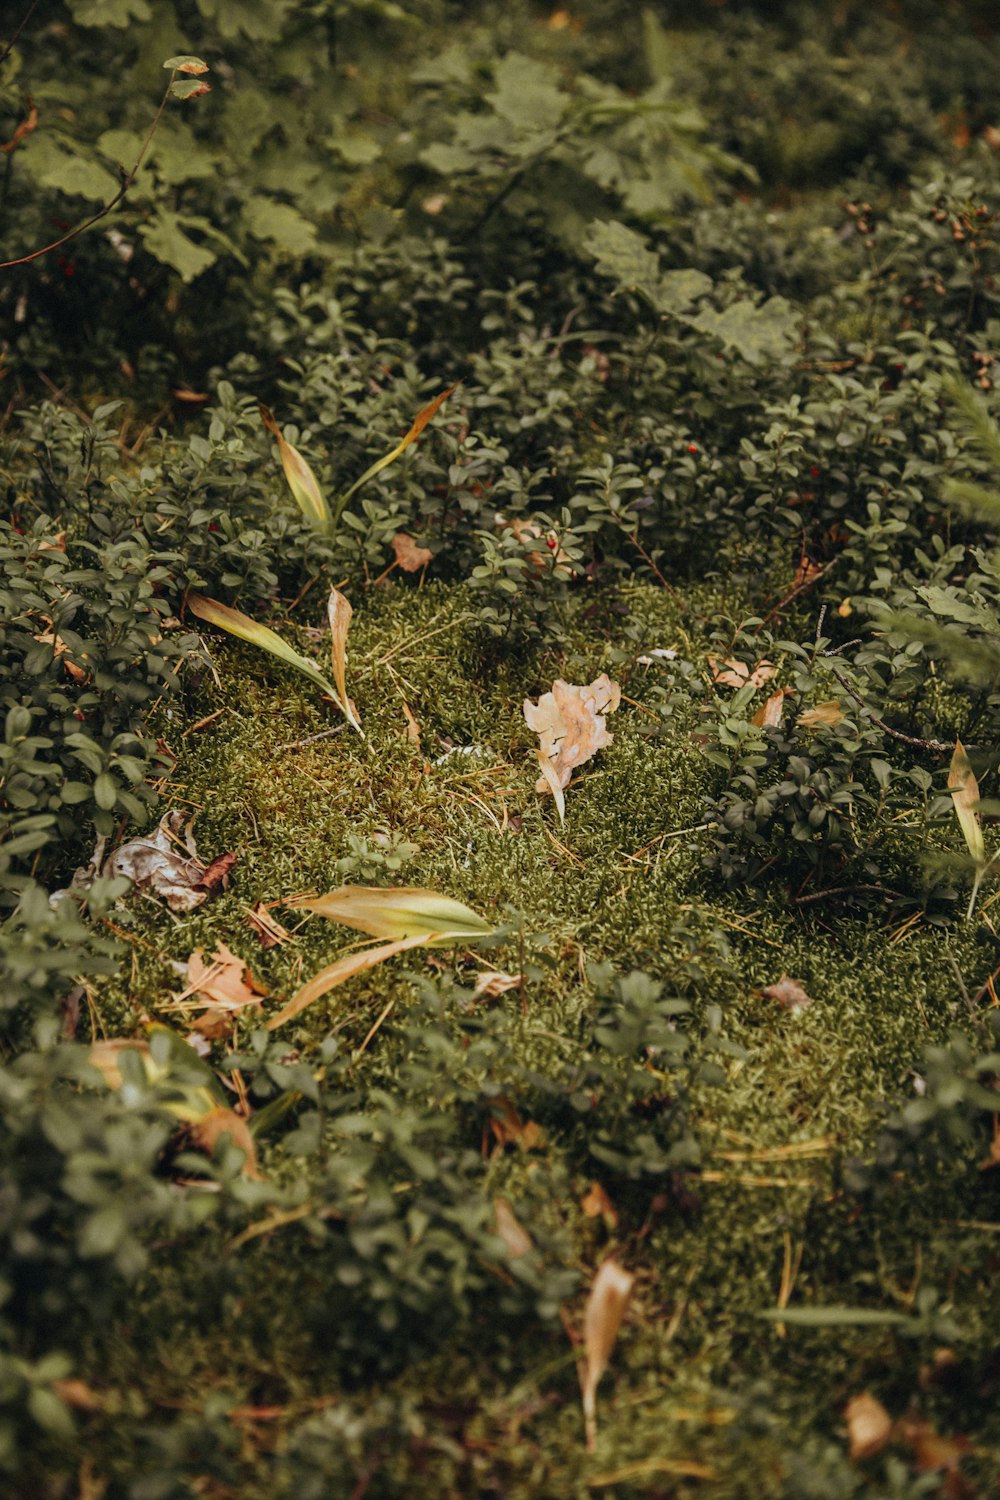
[163,55,210,74]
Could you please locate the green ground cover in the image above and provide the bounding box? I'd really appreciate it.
[4,1,1000,1495]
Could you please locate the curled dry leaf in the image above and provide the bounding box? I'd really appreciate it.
[762,974,813,1010]
[580,1259,634,1451]
[105,809,210,913]
[493,1197,533,1259]
[326,587,362,733]
[845,1393,893,1461]
[708,655,775,690]
[392,533,433,572]
[33,617,87,682]
[187,592,347,716]
[245,902,292,948]
[196,850,238,894]
[524,675,621,818]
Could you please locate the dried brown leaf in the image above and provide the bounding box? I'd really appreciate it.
[245,902,292,948]
[762,974,813,1010]
[183,942,267,1013]
[187,1107,261,1178]
[948,738,985,866]
[489,1099,545,1152]
[196,850,238,894]
[392,532,433,572]
[845,1393,892,1461]
[752,688,785,728]
[402,701,421,749]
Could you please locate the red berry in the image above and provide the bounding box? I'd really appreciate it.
[546,537,558,550]
[687,444,698,454]
[810,465,820,478]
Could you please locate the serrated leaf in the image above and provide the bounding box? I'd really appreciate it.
[584,218,662,299]
[163,55,210,75]
[243,198,318,254]
[170,78,212,101]
[690,296,799,364]
[138,213,216,281]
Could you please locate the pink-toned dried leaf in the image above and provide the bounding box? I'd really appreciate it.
[392,533,433,573]
[182,942,267,1014]
[326,587,362,733]
[845,1393,892,1461]
[535,747,567,824]
[762,974,812,1010]
[581,1259,634,1450]
[493,1197,533,1258]
[524,675,620,818]
[580,1181,618,1226]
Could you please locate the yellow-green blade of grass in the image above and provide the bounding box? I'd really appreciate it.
[288,883,495,944]
[330,384,458,532]
[188,592,346,712]
[267,933,432,1029]
[260,404,331,533]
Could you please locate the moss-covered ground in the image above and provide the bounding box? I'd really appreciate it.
[71,579,1000,1498]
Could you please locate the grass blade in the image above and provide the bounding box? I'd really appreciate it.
[188,592,345,711]
[259,404,331,533]
[289,884,495,943]
[266,933,432,1029]
[330,384,458,533]
[327,587,362,734]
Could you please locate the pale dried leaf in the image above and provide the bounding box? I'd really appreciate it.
[327,587,362,733]
[266,933,431,1030]
[709,655,775,690]
[105,810,209,913]
[493,1197,533,1258]
[290,884,494,943]
[845,1393,892,1461]
[392,532,433,572]
[762,974,813,1010]
[798,700,845,728]
[581,1259,634,1450]
[948,738,985,866]
[524,675,620,808]
[473,969,521,998]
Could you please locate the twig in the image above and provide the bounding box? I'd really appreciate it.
[610,514,685,608]
[274,725,346,751]
[0,0,38,70]
[0,70,176,270]
[755,559,836,634]
[829,667,953,753]
[791,883,908,906]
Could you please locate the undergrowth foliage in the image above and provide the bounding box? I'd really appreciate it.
[3,1,1000,1495]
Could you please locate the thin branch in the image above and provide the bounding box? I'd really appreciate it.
[792,883,908,906]
[0,0,38,70]
[0,72,176,270]
[829,666,954,754]
[755,558,836,634]
[610,513,686,608]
